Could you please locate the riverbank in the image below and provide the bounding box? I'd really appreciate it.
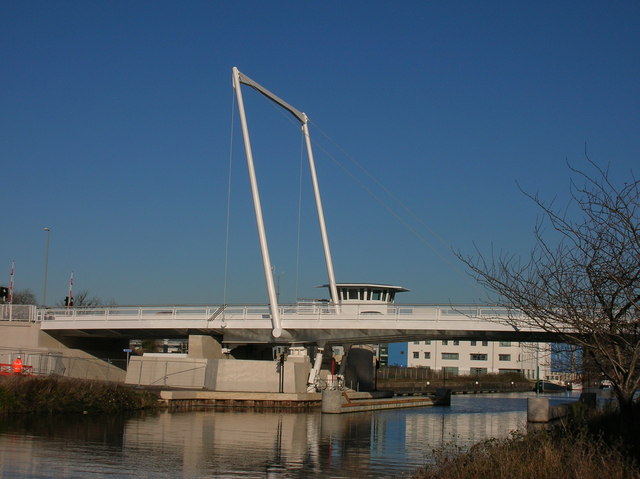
[414,403,640,479]
[0,375,159,414]
[377,370,533,394]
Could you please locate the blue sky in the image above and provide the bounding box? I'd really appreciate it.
[2,1,638,306]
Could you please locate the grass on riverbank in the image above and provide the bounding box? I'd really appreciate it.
[0,375,159,414]
[414,404,640,479]
[415,428,639,479]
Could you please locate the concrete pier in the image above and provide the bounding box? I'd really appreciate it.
[527,392,598,423]
[159,390,322,409]
[321,388,451,414]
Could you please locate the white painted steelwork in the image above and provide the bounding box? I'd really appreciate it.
[232,67,340,338]
[34,303,556,345]
[232,67,282,338]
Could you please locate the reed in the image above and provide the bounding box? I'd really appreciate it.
[0,375,159,414]
[414,426,639,479]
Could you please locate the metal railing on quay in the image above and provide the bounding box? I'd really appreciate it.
[0,347,126,381]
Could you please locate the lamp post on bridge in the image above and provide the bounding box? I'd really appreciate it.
[42,227,51,306]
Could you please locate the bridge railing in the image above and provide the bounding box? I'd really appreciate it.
[33,303,518,323]
[1,304,36,321]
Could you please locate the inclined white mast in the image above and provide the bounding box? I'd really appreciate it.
[232,67,339,338]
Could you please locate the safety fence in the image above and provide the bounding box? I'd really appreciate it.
[0,363,34,376]
[0,304,36,321]
[0,348,126,382]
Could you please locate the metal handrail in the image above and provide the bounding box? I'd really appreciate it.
[31,303,515,323]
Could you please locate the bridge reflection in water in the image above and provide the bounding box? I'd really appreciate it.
[0,393,574,478]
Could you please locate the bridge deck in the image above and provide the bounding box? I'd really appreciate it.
[32,304,554,344]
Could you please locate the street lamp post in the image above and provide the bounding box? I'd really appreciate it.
[42,227,51,306]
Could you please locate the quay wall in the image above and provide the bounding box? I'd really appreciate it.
[0,322,126,381]
[125,355,312,393]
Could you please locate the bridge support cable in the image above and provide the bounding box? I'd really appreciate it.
[223,90,237,308]
[295,133,304,303]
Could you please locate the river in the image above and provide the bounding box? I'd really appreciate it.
[0,391,578,478]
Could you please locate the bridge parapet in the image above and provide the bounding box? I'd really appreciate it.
[33,304,520,323]
[1,304,36,321]
[26,303,550,344]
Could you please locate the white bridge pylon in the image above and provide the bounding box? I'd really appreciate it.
[232,67,340,339]
[36,303,556,344]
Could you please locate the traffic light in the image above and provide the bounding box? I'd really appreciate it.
[0,287,8,302]
[64,296,74,306]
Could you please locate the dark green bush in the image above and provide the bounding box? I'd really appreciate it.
[0,376,158,414]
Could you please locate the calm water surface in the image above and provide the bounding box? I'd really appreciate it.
[0,392,578,478]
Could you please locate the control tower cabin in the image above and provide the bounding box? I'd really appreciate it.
[322,283,409,313]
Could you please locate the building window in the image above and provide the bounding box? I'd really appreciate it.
[442,340,448,345]
[453,340,460,346]
[425,340,431,345]
[470,367,487,375]
[499,354,511,361]
[470,353,488,361]
[413,341,420,345]
[470,341,477,346]
[499,369,520,374]
[482,341,488,347]
[413,352,419,359]
[424,352,431,359]
[442,367,459,376]
[499,341,512,347]
[441,352,459,360]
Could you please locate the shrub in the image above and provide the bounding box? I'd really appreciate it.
[0,376,158,414]
[415,428,639,479]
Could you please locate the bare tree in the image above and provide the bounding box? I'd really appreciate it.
[9,288,38,305]
[55,289,106,307]
[458,160,640,421]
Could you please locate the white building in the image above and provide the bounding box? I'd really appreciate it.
[405,339,551,379]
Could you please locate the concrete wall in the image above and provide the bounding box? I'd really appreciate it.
[125,355,312,393]
[214,358,310,393]
[0,322,126,381]
[187,335,223,359]
[125,355,209,388]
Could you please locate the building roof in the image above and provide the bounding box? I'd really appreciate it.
[319,283,410,293]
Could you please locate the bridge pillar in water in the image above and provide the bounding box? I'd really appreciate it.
[527,397,573,423]
[527,398,550,422]
[343,346,376,392]
[321,389,345,414]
